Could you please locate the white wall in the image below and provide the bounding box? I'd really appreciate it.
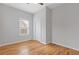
[33,7,52,44]
[52,3,79,50]
[0,4,33,45]
[46,7,52,43]
[33,7,46,43]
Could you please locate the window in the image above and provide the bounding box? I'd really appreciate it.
[19,19,29,35]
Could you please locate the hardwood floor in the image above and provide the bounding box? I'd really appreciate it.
[0,40,79,55]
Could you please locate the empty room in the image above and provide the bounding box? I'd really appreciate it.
[0,3,79,55]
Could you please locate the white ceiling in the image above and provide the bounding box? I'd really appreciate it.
[3,3,62,14]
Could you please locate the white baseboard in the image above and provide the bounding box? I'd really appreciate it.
[0,39,47,47]
[0,40,29,47]
[41,41,47,44]
[52,42,79,51]
[33,39,47,44]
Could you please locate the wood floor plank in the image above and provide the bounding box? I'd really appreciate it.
[0,40,79,55]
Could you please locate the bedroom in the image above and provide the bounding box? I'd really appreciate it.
[0,3,79,55]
